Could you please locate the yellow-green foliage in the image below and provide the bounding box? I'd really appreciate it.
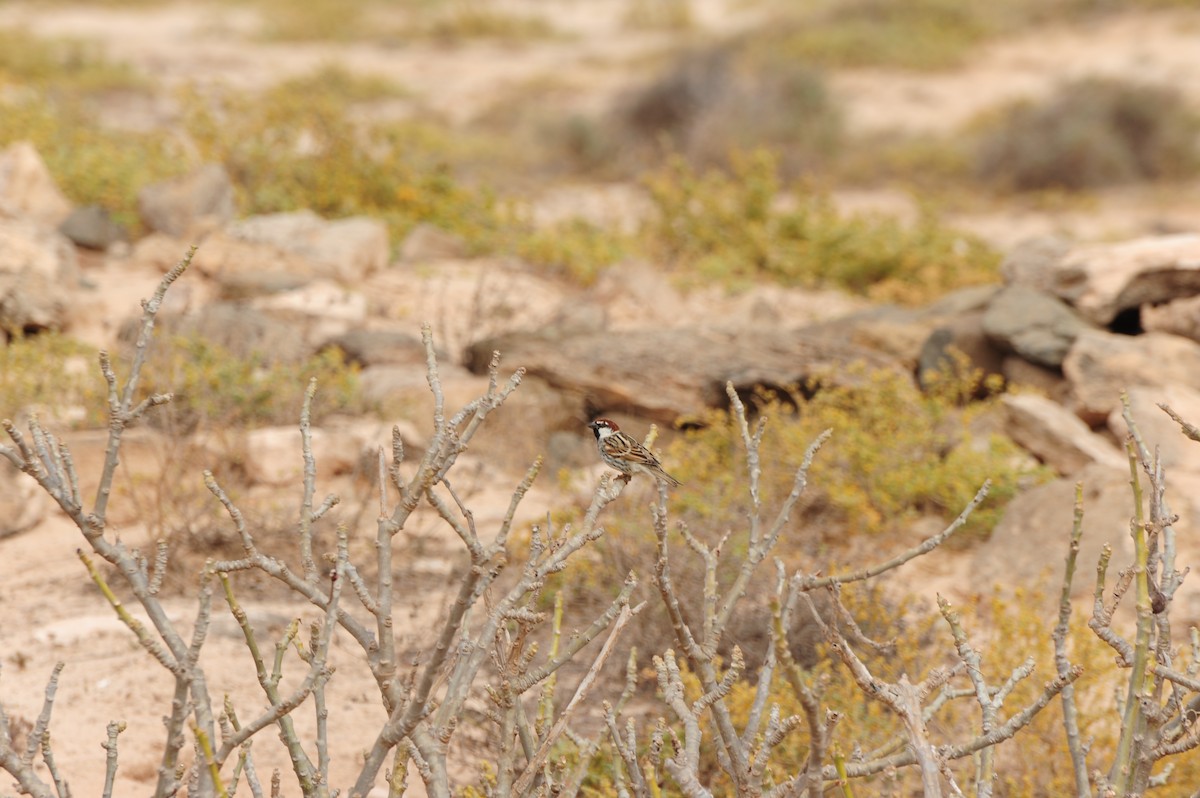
[0,333,98,422]
[0,31,184,229]
[254,0,371,41]
[515,218,630,286]
[663,367,1043,541]
[413,3,559,42]
[181,71,503,249]
[0,28,144,92]
[125,335,367,430]
[759,0,1126,71]
[640,151,999,303]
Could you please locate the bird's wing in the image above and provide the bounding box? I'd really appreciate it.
[602,432,663,467]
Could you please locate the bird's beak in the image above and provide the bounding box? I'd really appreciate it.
[586,421,598,430]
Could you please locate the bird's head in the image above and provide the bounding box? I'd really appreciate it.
[587,418,619,439]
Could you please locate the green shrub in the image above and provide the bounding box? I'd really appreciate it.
[0,333,98,423]
[664,366,1042,541]
[640,150,999,303]
[181,74,503,249]
[0,28,144,92]
[514,218,629,286]
[973,77,1200,191]
[0,30,184,229]
[126,334,367,431]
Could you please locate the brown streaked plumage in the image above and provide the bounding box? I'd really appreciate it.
[587,417,681,487]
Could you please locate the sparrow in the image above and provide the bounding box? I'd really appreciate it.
[588,417,681,487]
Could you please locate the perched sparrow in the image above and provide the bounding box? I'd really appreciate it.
[587,417,681,487]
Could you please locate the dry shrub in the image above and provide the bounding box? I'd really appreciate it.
[973,77,1200,192]
[617,44,843,177]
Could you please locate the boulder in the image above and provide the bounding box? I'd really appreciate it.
[0,216,78,281]
[1042,234,1200,326]
[1107,385,1200,473]
[59,205,126,250]
[225,210,388,283]
[0,141,71,226]
[251,281,368,344]
[322,329,428,367]
[999,235,1072,289]
[0,217,78,334]
[138,163,235,237]
[1001,393,1124,474]
[398,223,469,262]
[917,312,1006,390]
[972,462,1135,605]
[982,285,1091,368]
[1063,330,1200,423]
[465,328,908,423]
[148,302,313,363]
[1142,294,1200,342]
[1001,356,1069,400]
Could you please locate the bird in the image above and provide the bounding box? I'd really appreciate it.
[587,417,681,487]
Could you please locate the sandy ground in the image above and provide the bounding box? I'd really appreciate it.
[3,1,1200,793]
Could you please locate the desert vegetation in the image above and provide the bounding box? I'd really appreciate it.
[3,1,1200,795]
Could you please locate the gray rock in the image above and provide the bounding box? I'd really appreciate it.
[916,312,1006,391]
[140,302,312,363]
[59,205,126,250]
[972,462,1134,606]
[138,163,235,237]
[1045,234,1200,326]
[1001,356,1069,400]
[1064,330,1200,423]
[1107,385,1200,473]
[983,285,1091,368]
[226,210,388,283]
[466,327,908,423]
[323,329,428,367]
[1001,393,1124,474]
[999,235,1072,289]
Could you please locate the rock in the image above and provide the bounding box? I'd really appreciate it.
[1107,385,1200,473]
[214,271,312,301]
[138,163,235,237]
[58,205,126,250]
[322,329,427,367]
[972,462,1134,604]
[0,218,79,334]
[0,270,67,335]
[0,141,71,227]
[916,312,1006,390]
[251,281,368,344]
[1001,356,1069,401]
[239,418,427,486]
[1001,393,1125,474]
[1043,234,1200,326]
[465,328,908,423]
[0,216,78,281]
[1063,330,1200,423]
[150,302,313,363]
[0,459,49,539]
[225,211,388,283]
[242,426,345,485]
[398,223,469,262]
[1142,294,1200,342]
[983,285,1091,368]
[999,235,1072,289]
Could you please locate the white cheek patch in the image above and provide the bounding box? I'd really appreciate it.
[596,426,614,439]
